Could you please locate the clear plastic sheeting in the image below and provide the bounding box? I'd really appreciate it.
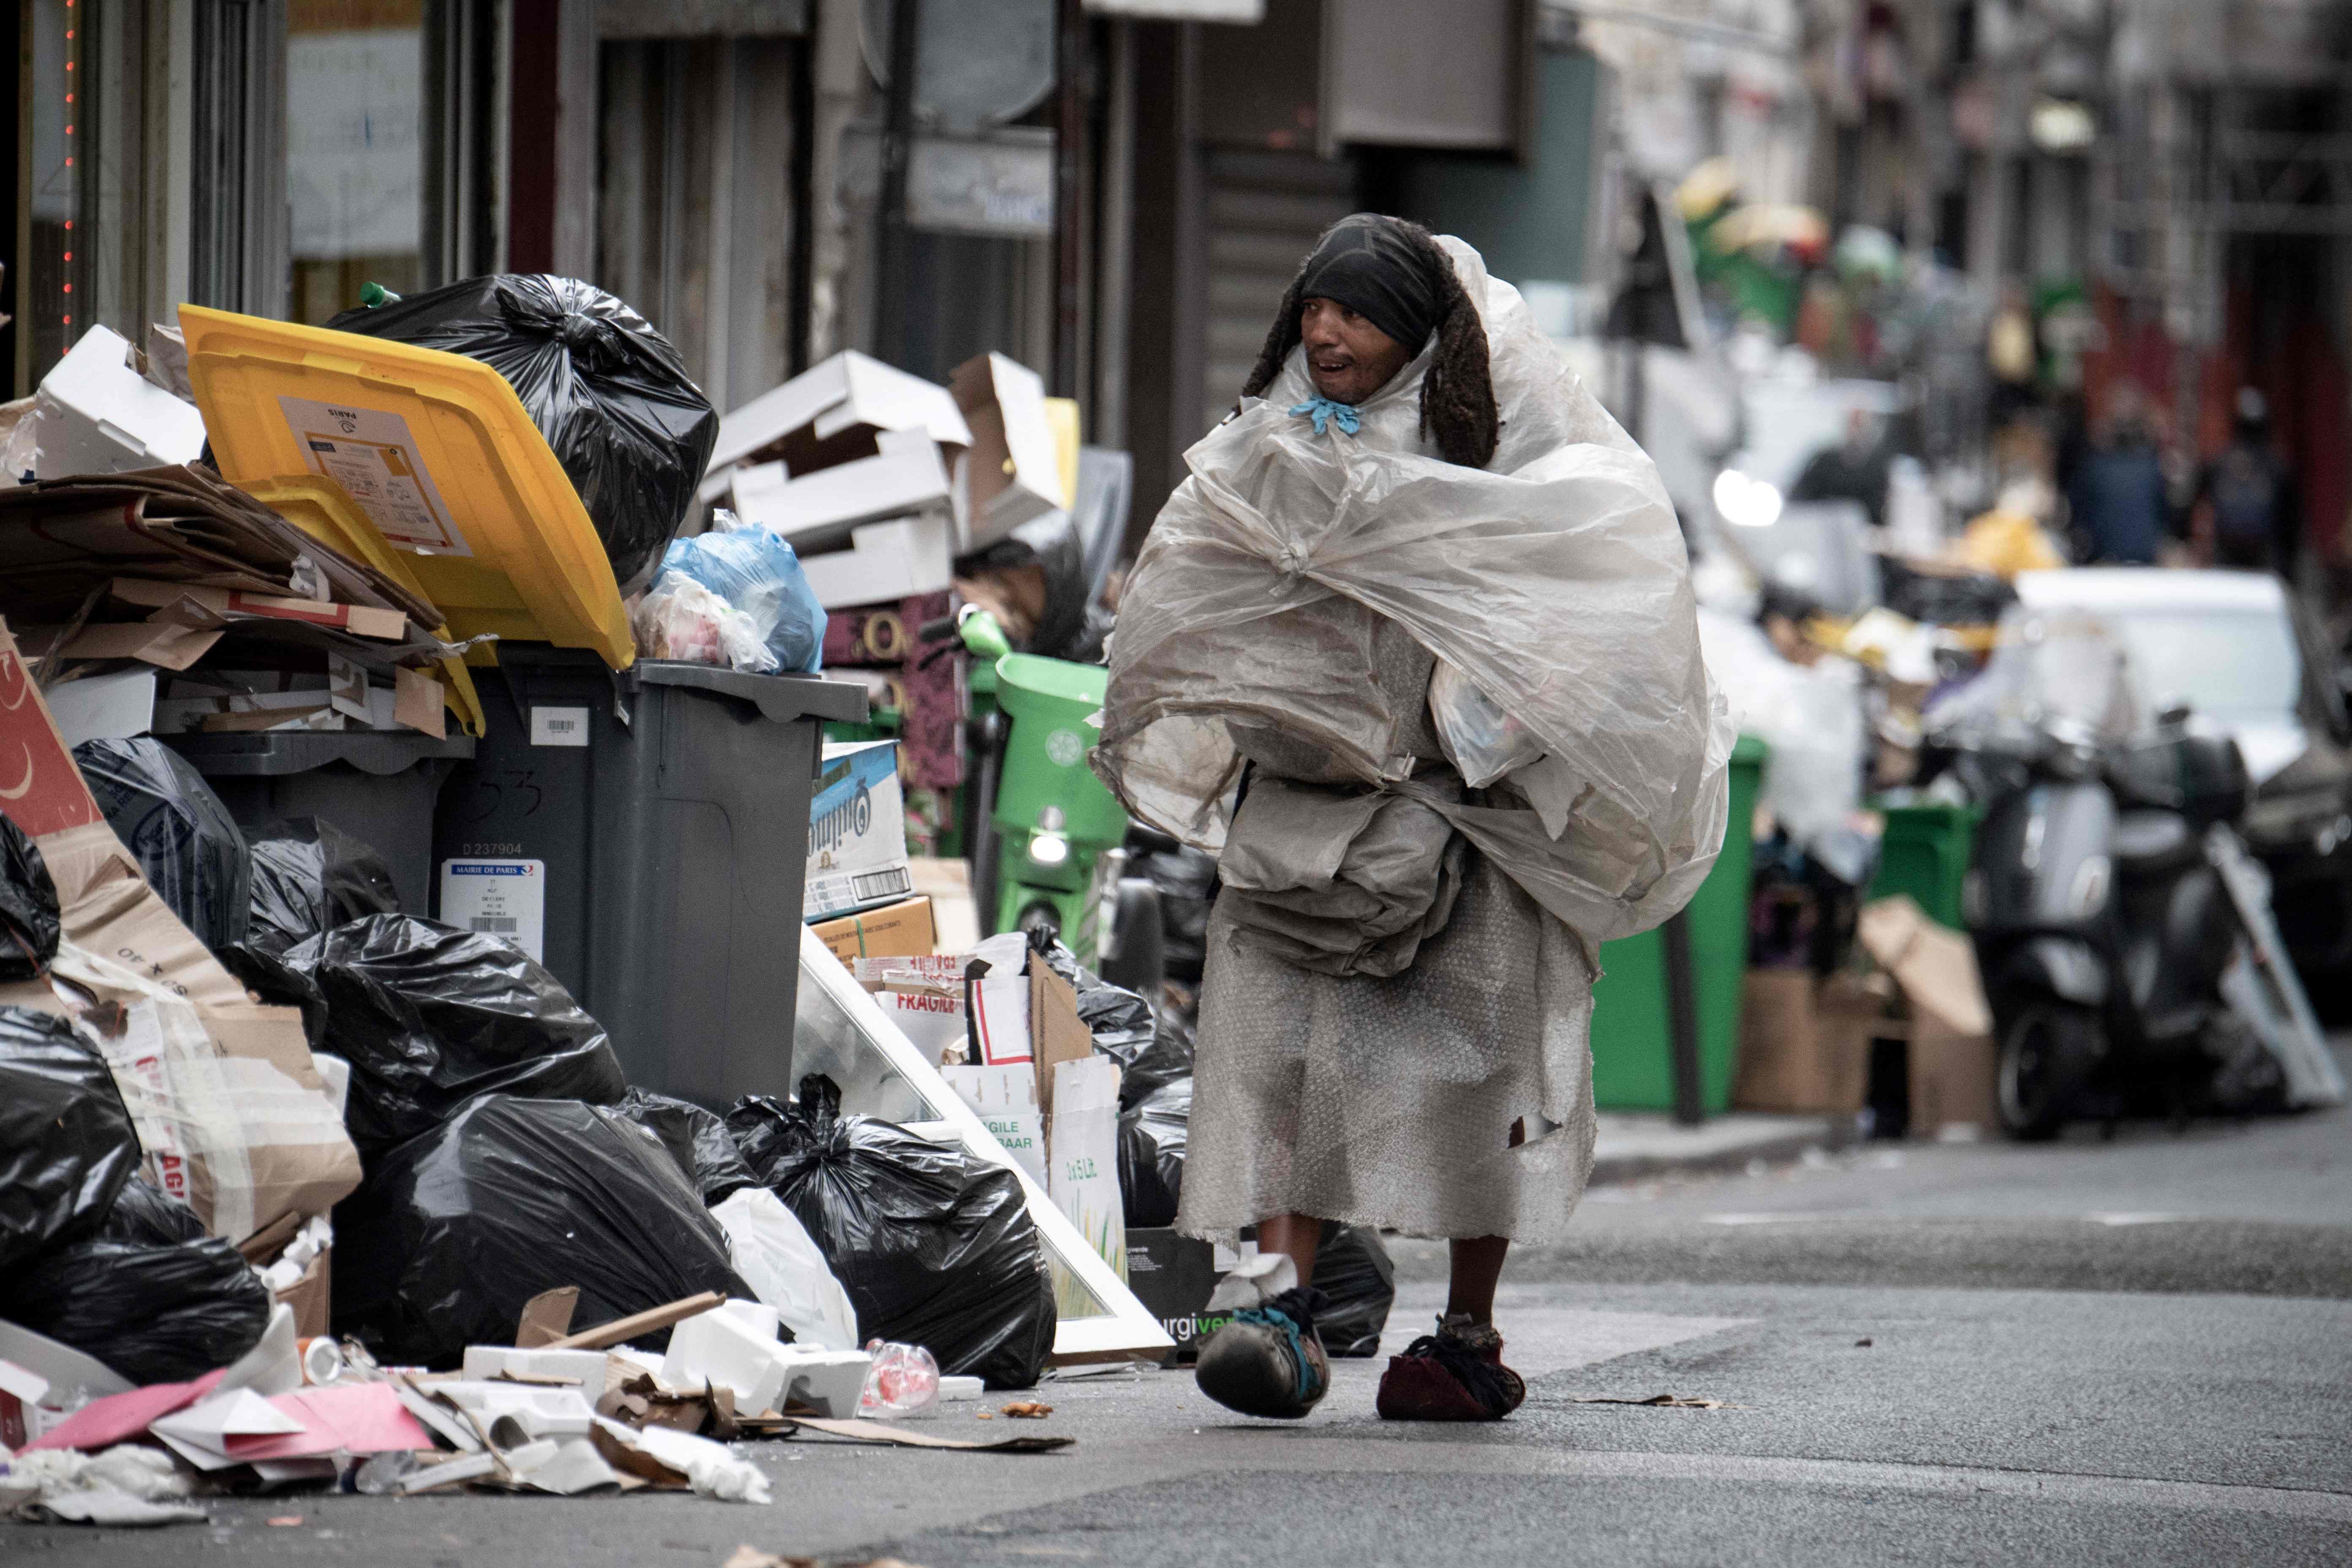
[1695,607,1864,858]
[1097,237,1731,955]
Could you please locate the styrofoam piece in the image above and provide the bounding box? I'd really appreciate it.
[659,1311,789,1416]
[771,1347,871,1418]
[435,1381,597,1439]
[32,325,207,478]
[459,1346,612,1404]
[519,1436,620,1495]
[730,429,953,552]
[793,513,956,612]
[938,1375,985,1402]
[705,349,972,476]
[714,1300,781,1342]
[593,1416,771,1504]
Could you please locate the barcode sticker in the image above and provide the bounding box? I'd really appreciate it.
[530,706,591,747]
[852,867,914,902]
[440,859,546,961]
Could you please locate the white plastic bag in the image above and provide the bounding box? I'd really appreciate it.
[632,571,779,673]
[1429,660,1544,788]
[709,1186,861,1351]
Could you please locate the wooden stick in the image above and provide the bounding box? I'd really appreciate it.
[539,1291,724,1351]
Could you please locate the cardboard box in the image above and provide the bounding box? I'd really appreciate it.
[1733,969,1879,1114]
[31,325,207,479]
[941,1062,1048,1186]
[730,429,953,553]
[795,514,956,611]
[950,353,1065,550]
[1910,1018,1998,1138]
[910,857,981,952]
[703,350,972,482]
[805,738,914,921]
[812,896,937,963]
[274,1244,332,1339]
[1123,1229,1247,1366]
[1858,896,1993,1037]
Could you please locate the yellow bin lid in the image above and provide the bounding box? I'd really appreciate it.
[179,305,635,673]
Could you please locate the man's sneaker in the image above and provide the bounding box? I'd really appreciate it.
[1193,1254,1330,1419]
[1375,1312,1526,1421]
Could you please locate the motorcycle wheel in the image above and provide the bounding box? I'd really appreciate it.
[1997,1003,2102,1141]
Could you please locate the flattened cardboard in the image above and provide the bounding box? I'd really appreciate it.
[108,577,408,641]
[1857,896,1993,1037]
[703,350,972,479]
[394,664,448,738]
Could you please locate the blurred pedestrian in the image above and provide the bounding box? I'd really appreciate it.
[2066,381,2171,565]
[1789,408,1892,527]
[2194,387,2300,578]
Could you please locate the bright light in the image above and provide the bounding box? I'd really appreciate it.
[1713,468,1784,529]
[1028,831,1070,868]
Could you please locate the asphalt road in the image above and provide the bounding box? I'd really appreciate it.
[17,1059,2351,1567]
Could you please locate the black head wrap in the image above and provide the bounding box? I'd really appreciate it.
[1293,215,1449,352]
[1240,214,1499,469]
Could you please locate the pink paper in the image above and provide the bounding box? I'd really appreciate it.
[221,1384,433,1460]
[24,1369,226,1453]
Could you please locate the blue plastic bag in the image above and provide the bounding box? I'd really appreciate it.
[659,517,827,673]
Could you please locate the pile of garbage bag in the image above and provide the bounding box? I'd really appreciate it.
[327,275,718,592]
[73,738,251,952]
[243,817,402,956]
[731,1076,1055,1389]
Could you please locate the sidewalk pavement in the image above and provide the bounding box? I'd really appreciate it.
[1589,1111,1842,1183]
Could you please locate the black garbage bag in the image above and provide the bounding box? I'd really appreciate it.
[216,942,333,1050]
[96,1176,208,1246]
[0,814,60,980]
[286,914,626,1159]
[614,1087,757,1205]
[1116,1077,1190,1228]
[73,738,252,951]
[1128,843,1216,984]
[729,1076,1055,1389]
[0,1236,270,1383]
[246,818,402,957]
[327,275,718,591]
[0,1007,140,1270]
[333,1095,750,1369]
[1314,1224,1396,1358]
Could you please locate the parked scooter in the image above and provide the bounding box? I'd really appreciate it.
[1952,705,2281,1138]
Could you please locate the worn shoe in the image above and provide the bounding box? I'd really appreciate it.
[1375,1312,1526,1421]
[1193,1255,1330,1419]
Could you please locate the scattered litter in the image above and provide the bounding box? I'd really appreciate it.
[778,1416,1071,1454]
[1568,1394,1744,1410]
[857,1342,939,1419]
[998,1402,1053,1419]
[726,1548,933,1568]
[268,1516,305,1527]
[1855,1338,1873,1348]
[590,1416,771,1503]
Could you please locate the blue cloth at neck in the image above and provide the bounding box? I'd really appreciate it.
[1289,396,1361,436]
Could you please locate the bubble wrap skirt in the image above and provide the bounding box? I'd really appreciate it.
[1177,849,1599,1245]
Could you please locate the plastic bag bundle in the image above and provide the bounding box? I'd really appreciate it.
[333,1095,750,1369]
[327,275,718,592]
[245,817,402,957]
[1097,236,1731,954]
[286,914,627,1159]
[1116,1077,1190,1228]
[1312,1224,1396,1357]
[0,1007,139,1270]
[0,814,60,981]
[73,738,253,951]
[633,572,778,673]
[0,1235,270,1384]
[659,519,828,674]
[728,1076,1056,1389]
[615,1086,759,1204]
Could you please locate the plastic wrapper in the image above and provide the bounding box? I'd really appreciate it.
[327,275,719,592]
[659,518,827,674]
[286,914,627,1159]
[633,572,778,673]
[1428,661,1544,789]
[1116,1077,1190,1228]
[0,813,61,981]
[0,1235,270,1384]
[1313,1224,1396,1358]
[858,1340,941,1418]
[333,1095,751,1369]
[94,1176,208,1246]
[728,1076,1056,1389]
[245,817,402,957]
[615,1086,759,1204]
[1097,236,1731,955]
[0,1007,140,1269]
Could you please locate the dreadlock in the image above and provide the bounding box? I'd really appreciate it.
[1238,216,1499,469]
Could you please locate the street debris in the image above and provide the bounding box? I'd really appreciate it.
[1569,1394,1745,1410]
[725,1548,931,1568]
[999,1402,1053,1419]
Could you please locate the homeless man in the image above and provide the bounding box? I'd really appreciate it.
[1095,214,1731,1421]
